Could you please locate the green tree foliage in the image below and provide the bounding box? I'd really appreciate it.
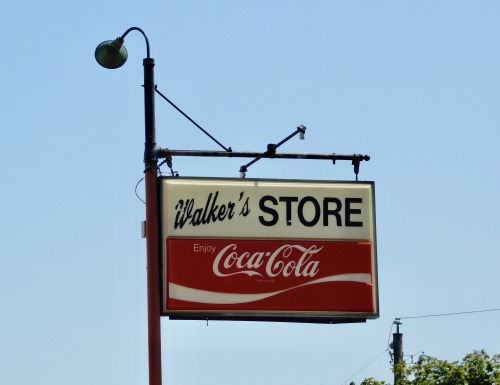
[359,350,500,385]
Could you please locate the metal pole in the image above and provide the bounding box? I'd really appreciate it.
[143,57,162,385]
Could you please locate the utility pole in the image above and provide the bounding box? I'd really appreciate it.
[391,319,403,384]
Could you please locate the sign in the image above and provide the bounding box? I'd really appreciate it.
[160,177,378,323]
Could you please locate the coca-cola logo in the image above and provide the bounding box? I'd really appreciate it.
[212,243,322,278]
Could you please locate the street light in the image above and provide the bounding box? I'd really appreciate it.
[94,38,128,69]
[95,27,162,385]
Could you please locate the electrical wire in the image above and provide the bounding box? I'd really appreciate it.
[405,351,425,364]
[135,177,146,204]
[399,307,500,320]
[157,158,178,177]
[387,322,395,350]
[384,308,500,364]
[339,348,390,385]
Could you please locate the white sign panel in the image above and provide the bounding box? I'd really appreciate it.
[162,178,375,240]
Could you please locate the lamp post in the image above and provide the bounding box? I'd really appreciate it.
[95,27,162,385]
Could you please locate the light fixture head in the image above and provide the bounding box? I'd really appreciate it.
[95,38,128,69]
[297,125,306,140]
[239,165,247,179]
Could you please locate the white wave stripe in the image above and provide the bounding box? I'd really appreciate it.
[169,273,372,305]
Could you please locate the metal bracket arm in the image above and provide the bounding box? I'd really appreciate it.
[156,148,369,179]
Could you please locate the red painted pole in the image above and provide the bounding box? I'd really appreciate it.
[143,57,162,385]
[145,166,162,385]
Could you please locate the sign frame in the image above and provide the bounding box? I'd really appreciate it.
[159,177,378,323]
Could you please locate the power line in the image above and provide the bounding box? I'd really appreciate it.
[399,307,500,320]
[387,322,395,349]
[339,349,389,385]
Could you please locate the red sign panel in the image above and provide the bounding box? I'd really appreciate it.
[166,239,375,314]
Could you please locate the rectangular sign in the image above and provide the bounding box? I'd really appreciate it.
[160,178,378,323]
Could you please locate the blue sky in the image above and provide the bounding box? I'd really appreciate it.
[1,1,500,384]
